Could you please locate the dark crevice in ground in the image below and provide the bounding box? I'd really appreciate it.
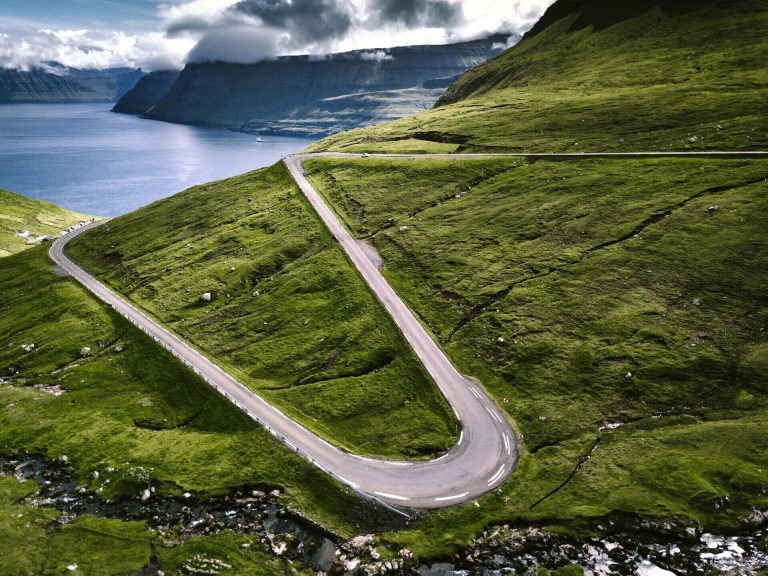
[133,411,200,431]
[529,437,601,510]
[446,176,767,343]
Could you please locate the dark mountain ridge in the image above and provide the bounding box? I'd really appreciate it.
[117,35,508,135]
[0,63,143,103]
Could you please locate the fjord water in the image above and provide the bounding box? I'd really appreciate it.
[0,103,314,216]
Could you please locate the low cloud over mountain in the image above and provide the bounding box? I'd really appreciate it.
[0,0,554,70]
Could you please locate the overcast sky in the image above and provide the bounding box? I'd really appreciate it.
[0,0,555,71]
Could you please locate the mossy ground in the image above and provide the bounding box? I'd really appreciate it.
[0,188,90,257]
[309,1,768,154]
[304,155,768,555]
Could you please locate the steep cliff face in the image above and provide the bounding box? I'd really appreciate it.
[142,35,507,132]
[112,70,181,114]
[0,63,143,103]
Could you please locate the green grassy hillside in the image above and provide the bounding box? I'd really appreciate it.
[303,154,768,553]
[309,0,768,153]
[0,246,364,573]
[0,188,90,257]
[66,163,457,459]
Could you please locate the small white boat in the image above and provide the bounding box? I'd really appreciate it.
[256,136,265,142]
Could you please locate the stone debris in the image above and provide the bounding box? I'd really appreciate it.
[21,343,35,352]
[114,344,124,353]
[36,384,67,396]
[399,226,409,232]
[79,347,91,358]
[201,292,212,302]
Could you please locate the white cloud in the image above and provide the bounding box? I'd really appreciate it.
[0,27,193,71]
[0,0,556,70]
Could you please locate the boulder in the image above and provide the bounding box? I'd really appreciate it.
[201,292,212,302]
[79,347,91,358]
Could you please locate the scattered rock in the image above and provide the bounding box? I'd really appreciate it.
[399,226,409,232]
[91,471,99,480]
[349,535,374,549]
[200,292,212,302]
[497,337,505,343]
[36,384,66,396]
[693,298,701,306]
[708,205,719,213]
[689,136,699,143]
[269,489,281,498]
[625,372,632,378]
[114,345,124,353]
[230,267,236,272]
[79,347,91,358]
[21,344,35,352]
[141,488,151,502]
[66,564,78,572]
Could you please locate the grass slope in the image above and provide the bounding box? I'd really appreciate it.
[304,155,768,553]
[0,246,366,551]
[309,0,768,153]
[66,163,457,459]
[0,188,90,257]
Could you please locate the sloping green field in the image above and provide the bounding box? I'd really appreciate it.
[0,188,90,257]
[66,163,457,460]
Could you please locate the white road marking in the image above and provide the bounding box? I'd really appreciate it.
[435,492,468,502]
[503,433,511,454]
[458,430,464,445]
[486,406,502,424]
[374,491,410,501]
[469,387,481,399]
[487,464,506,485]
[337,476,359,489]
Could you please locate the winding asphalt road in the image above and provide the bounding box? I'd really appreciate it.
[50,150,767,511]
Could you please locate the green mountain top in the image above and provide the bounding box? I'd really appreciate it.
[310,0,768,153]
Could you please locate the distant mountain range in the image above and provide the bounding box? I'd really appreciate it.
[113,35,511,137]
[0,62,143,103]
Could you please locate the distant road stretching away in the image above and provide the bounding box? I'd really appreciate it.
[51,150,768,511]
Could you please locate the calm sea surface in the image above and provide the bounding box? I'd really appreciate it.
[0,103,315,216]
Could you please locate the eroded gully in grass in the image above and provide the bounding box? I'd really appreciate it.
[446,176,768,344]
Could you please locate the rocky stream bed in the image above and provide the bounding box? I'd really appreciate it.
[1,455,767,575]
